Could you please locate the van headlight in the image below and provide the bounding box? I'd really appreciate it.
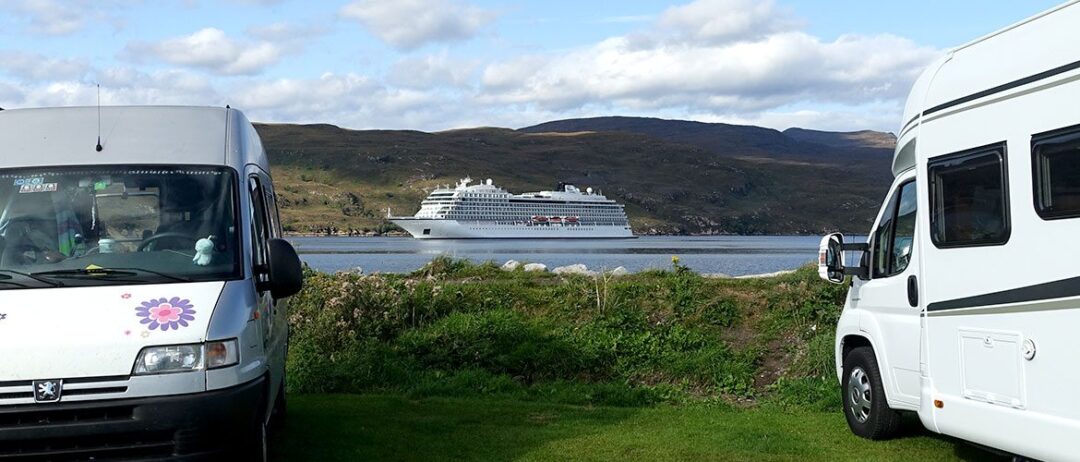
[132,340,239,375]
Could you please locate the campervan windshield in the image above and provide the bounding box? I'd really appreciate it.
[0,165,241,289]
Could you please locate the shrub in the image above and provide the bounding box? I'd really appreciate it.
[286,259,847,408]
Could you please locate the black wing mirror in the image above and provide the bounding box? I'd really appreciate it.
[266,238,303,299]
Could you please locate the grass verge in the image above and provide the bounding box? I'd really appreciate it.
[271,394,1004,462]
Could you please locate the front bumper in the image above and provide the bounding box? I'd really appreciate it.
[0,377,265,461]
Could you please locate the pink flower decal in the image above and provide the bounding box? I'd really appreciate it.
[135,297,196,331]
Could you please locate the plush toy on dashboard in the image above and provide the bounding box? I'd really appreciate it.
[193,236,214,266]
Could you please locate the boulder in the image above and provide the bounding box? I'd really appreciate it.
[523,263,548,272]
[735,270,795,279]
[501,260,521,271]
[553,264,597,276]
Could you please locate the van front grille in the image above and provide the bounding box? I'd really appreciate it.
[0,376,129,405]
[0,431,175,461]
[0,405,135,429]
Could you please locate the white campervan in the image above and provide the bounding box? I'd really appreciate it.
[0,106,302,460]
[818,2,1080,459]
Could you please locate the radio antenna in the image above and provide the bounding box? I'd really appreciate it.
[95,84,103,152]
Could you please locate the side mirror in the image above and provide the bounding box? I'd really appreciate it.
[266,238,303,299]
[818,233,869,284]
[818,233,846,284]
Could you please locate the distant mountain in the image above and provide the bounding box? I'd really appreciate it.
[519,116,894,160]
[782,127,896,150]
[258,116,896,236]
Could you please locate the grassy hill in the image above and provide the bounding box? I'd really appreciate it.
[258,117,896,235]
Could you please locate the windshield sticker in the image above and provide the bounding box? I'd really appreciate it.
[19,182,58,193]
[14,177,45,186]
[135,297,196,332]
[0,313,6,321]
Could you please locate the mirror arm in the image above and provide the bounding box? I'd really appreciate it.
[841,243,868,252]
[843,266,868,278]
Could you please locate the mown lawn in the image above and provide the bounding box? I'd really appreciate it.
[271,394,1003,462]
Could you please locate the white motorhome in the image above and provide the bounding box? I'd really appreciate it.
[819,2,1080,459]
[0,106,302,460]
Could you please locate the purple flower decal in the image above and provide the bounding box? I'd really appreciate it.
[135,297,196,331]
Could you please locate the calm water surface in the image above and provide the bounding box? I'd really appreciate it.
[288,236,860,276]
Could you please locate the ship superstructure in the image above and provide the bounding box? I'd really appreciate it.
[389,177,633,239]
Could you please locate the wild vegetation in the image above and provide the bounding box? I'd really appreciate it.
[286,258,848,409]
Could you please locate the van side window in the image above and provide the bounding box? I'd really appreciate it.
[871,180,916,278]
[248,176,270,274]
[1032,126,1080,219]
[928,144,1009,248]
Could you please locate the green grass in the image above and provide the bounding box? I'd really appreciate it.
[271,394,1004,462]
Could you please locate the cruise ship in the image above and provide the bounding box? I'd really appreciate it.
[388,178,633,239]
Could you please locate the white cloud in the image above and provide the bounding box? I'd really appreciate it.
[1,0,943,133]
[232,73,459,128]
[0,67,220,109]
[656,0,799,45]
[0,51,90,81]
[3,0,133,35]
[477,0,941,132]
[340,0,496,50]
[388,52,477,89]
[125,28,284,75]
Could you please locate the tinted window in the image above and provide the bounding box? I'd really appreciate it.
[1033,126,1080,219]
[890,182,917,275]
[871,180,916,278]
[871,188,898,278]
[249,176,270,272]
[929,145,1009,247]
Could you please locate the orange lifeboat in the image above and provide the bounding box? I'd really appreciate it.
[565,216,579,223]
[549,216,563,223]
[532,216,548,222]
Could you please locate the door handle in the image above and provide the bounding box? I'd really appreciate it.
[907,275,919,307]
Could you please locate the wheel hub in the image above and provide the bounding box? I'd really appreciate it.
[848,367,872,423]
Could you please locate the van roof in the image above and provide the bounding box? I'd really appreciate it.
[894,1,1080,174]
[0,106,233,170]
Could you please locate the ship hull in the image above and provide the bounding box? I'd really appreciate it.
[391,218,634,239]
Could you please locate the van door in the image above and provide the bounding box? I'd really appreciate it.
[850,171,922,406]
[247,175,275,356]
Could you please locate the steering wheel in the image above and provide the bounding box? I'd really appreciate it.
[137,232,198,252]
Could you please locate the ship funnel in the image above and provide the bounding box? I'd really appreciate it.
[486,178,493,186]
[586,187,593,194]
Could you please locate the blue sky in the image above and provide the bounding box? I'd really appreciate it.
[0,0,1065,132]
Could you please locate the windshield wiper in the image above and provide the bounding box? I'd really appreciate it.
[31,267,192,283]
[0,269,65,287]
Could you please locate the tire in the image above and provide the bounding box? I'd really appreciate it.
[240,414,269,462]
[842,346,902,440]
[240,384,270,462]
[270,379,287,433]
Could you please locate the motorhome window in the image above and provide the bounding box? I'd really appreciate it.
[1032,126,1080,219]
[0,166,241,289]
[928,145,1009,247]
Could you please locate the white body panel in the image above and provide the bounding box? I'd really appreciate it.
[0,282,223,383]
[835,2,1080,460]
